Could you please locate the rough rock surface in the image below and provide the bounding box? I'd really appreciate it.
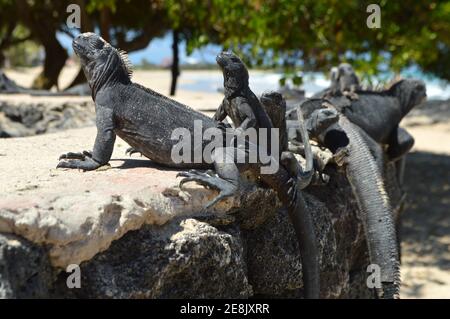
[0,127,403,298]
[65,220,252,298]
[404,99,450,126]
[0,233,53,298]
[0,100,95,137]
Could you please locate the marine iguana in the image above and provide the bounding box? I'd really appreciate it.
[292,76,425,185]
[260,91,289,153]
[299,94,423,299]
[57,34,320,298]
[329,79,426,161]
[312,63,361,100]
[57,32,219,170]
[178,51,319,298]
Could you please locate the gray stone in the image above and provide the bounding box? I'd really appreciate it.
[0,233,53,298]
[56,219,252,299]
[0,101,95,138]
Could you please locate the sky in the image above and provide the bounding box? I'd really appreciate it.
[57,31,221,65]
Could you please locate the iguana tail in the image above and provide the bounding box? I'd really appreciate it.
[287,184,320,298]
[260,106,319,298]
[260,168,320,299]
[341,117,400,299]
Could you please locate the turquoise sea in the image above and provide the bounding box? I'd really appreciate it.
[179,71,450,100]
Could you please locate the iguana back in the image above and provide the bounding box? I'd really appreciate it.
[102,82,216,167]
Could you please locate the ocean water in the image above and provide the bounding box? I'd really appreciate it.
[180,71,450,100]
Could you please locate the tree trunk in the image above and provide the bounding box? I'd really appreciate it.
[100,8,111,42]
[31,35,68,90]
[170,30,180,96]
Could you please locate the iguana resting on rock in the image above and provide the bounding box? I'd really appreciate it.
[295,101,397,298]
[326,79,425,185]
[327,79,426,161]
[178,51,319,298]
[309,64,425,164]
[298,82,423,298]
[57,34,320,298]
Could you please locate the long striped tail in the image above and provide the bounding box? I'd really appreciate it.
[341,117,400,298]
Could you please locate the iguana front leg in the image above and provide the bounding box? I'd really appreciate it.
[177,147,241,209]
[57,105,116,171]
[234,102,257,133]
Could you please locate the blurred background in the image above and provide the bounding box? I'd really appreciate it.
[0,0,449,298]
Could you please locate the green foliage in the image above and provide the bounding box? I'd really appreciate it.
[0,0,449,83]
[165,0,450,82]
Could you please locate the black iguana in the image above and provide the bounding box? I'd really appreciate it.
[57,34,320,298]
[312,63,361,100]
[299,83,423,298]
[329,79,426,161]
[309,63,425,164]
[260,91,289,153]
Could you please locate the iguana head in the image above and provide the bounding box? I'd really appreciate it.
[260,91,286,110]
[337,63,359,89]
[216,51,249,96]
[308,108,340,135]
[72,32,132,98]
[338,63,355,77]
[389,79,426,116]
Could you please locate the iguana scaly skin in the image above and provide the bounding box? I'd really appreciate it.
[180,52,319,298]
[260,91,289,153]
[57,34,319,298]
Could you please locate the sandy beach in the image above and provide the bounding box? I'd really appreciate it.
[2,65,449,298]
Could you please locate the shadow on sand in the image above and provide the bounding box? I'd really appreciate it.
[400,151,450,295]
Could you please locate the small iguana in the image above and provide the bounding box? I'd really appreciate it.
[57,34,319,298]
[312,63,361,100]
[179,51,319,298]
[260,91,289,153]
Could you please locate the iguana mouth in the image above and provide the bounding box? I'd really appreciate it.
[216,54,226,68]
[72,41,84,57]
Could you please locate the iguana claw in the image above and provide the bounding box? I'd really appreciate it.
[59,150,92,160]
[333,147,349,166]
[56,156,102,171]
[177,169,237,209]
[125,147,142,157]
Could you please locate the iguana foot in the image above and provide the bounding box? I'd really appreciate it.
[177,169,237,209]
[57,156,102,171]
[333,147,349,166]
[59,150,92,160]
[125,147,142,157]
